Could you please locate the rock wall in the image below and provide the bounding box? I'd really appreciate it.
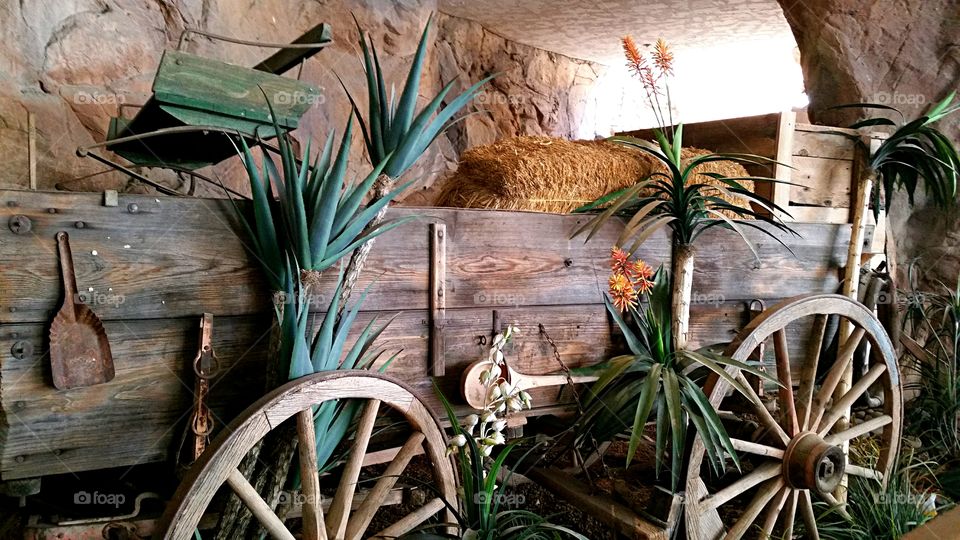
[778,0,960,288]
[0,1,606,203]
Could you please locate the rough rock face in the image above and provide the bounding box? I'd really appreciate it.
[0,1,606,204]
[778,0,960,287]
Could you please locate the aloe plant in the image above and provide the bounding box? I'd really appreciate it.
[573,262,773,490]
[834,92,960,218]
[235,118,415,291]
[574,37,796,352]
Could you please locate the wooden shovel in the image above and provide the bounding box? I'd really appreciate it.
[460,359,597,410]
[49,231,115,389]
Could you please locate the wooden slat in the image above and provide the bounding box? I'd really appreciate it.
[0,191,850,323]
[792,129,857,161]
[790,156,854,207]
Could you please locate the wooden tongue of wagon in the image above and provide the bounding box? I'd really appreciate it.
[3,27,901,537]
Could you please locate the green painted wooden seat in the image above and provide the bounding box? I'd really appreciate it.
[105,24,329,170]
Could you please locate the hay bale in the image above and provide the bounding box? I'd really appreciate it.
[436,136,754,217]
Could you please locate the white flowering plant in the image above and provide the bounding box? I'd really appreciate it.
[405,327,587,539]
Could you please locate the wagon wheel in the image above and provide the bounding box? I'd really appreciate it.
[684,294,902,540]
[156,371,457,540]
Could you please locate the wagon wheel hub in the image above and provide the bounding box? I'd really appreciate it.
[782,431,846,495]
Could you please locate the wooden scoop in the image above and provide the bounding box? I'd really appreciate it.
[460,360,598,409]
[49,232,115,389]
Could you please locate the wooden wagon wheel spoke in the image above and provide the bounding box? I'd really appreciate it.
[345,431,426,540]
[703,461,782,510]
[797,314,828,430]
[759,485,790,538]
[798,489,820,540]
[817,363,886,436]
[723,477,785,540]
[729,438,785,459]
[374,497,447,538]
[845,463,883,481]
[296,409,327,540]
[781,489,798,539]
[226,468,296,540]
[684,294,902,540]
[156,372,458,540]
[773,329,800,437]
[809,327,866,428]
[327,400,381,539]
[734,371,791,446]
[821,491,853,521]
[825,414,893,444]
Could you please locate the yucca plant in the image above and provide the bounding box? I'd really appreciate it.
[335,14,493,308]
[235,117,415,292]
[573,37,795,352]
[406,382,587,540]
[834,92,960,219]
[573,251,773,490]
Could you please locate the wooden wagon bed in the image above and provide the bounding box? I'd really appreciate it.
[0,189,858,480]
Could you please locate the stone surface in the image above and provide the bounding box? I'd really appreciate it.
[0,1,610,204]
[778,0,960,288]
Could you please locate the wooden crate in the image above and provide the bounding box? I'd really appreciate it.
[0,189,850,479]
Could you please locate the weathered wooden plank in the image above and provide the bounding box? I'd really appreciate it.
[0,297,832,479]
[0,191,849,323]
[790,156,854,207]
[792,129,857,161]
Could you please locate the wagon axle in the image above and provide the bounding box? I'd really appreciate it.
[782,431,846,495]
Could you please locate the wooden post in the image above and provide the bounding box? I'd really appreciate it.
[429,223,446,376]
[834,134,880,502]
[671,242,695,352]
[772,111,796,221]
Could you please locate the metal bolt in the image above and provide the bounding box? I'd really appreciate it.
[8,215,31,234]
[74,221,85,229]
[14,401,25,410]
[52,449,61,456]
[127,203,139,214]
[14,456,24,463]
[563,258,573,267]
[10,332,18,339]
[437,229,444,238]
[6,201,17,207]
[10,341,33,360]
[47,208,57,214]
[9,307,15,313]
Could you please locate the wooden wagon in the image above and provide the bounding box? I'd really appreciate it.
[0,177,903,539]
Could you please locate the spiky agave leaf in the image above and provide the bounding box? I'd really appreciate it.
[344,13,493,179]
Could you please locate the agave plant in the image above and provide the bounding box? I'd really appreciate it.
[280,267,399,472]
[834,92,960,218]
[235,117,415,292]
[574,37,795,352]
[344,13,492,180]
[574,252,772,490]
[334,14,493,310]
